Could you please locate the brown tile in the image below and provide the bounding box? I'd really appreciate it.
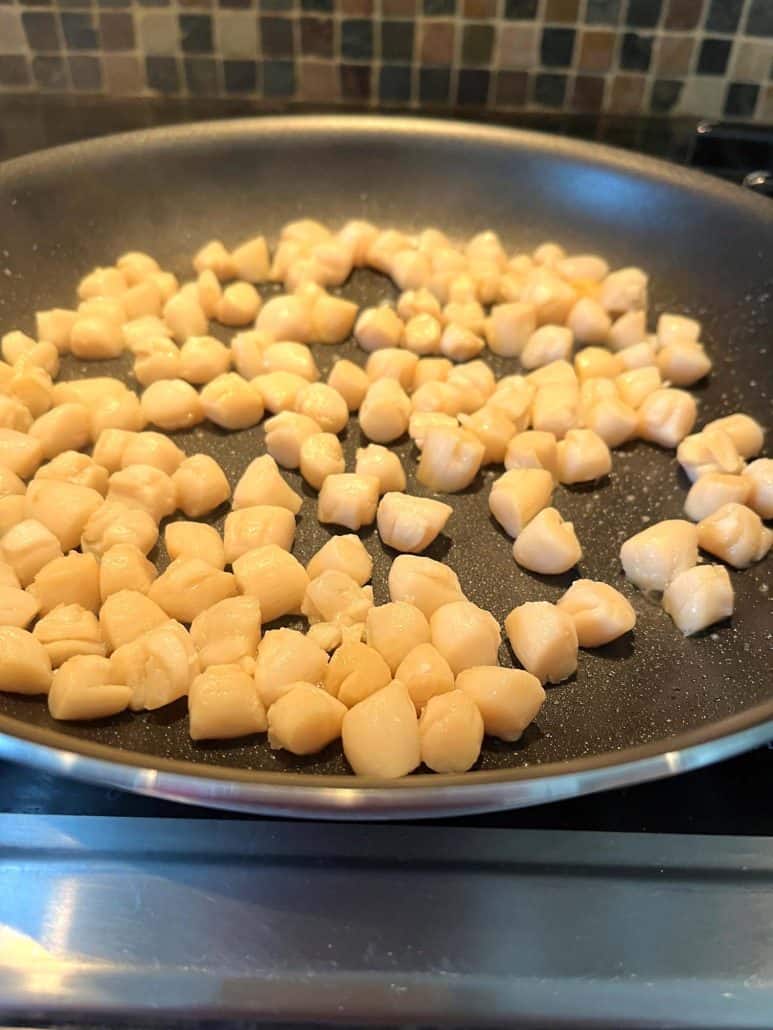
[339,62,372,102]
[99,12,135,52]
[298,59,339,101]
[607,72,646,112]
[494,69,527,106]
[497,24,537,69]
[571,73,605,110]
[383,0,416,14]
[103,54,143,95]
[341,0,373,13]
[300,17,333,58]
[578,29,615,72]
[545,0,579,22]
[420,21,455,64]
[655,34,693,75]
[463,0,497,17]
[179,0,213,8]
[758,84,773,123]
[664,0,704,30]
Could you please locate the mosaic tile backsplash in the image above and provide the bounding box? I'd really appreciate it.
[0,0,772,120]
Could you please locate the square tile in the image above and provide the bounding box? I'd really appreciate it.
[379,63,411,102]
[457,67,489,104]
[184,56,218,93]
[675,73,724,115]
[298,58,338,99]
[423,0,455,12]
[23,12,60,51]
[420,21,455,64]
[620,31,652,71]
[463,0,497,17]
[223,57,257,90]
[32,54,67,89]
[462,23,494,65]
[381,20,414,62]
[139,12,178,54]
[655,34,693,75]
[103,53,143,93]
[625,0,662,27]
[216,12,257,58]
[504,0,538,19]
[301,0,331,10]
[545,0,579,21]
[300,16,333,58]
[0,11,26,53]
[341,19,373,59]
[664,0,703,30]
[705,0,742,32]
[219,0,252,9]
[419,65,450,101]
[61,12,98,50]
[757,84,773,122]
[607,72,646,110]
[497,25,537,69]
[541,27,575,66]
[69,54,101,90]
[585,0,621,23]
[342,0,373,14]
[724,81,759,117]
[145,54,180,91]
[746,0,773,36]
[0,55,30,87]
[383,0,416,14]
[179,14,213,53]
[99,12,135,51]
[260,16,294,56]
[533,71,566,106]
[731,41,773,83]
[98,0,132,7]
[697,37,731,76]
[339,61,371,100]
[261,0,293,8]
[650,77,682,111]
[571,73,605,109]
[263,58,295,94]
[578,29,615,71]
[495,69,527,105]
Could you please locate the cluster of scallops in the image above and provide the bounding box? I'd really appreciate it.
[0,217,769,778]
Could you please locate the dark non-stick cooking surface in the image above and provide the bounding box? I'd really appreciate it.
[0,116,770,795]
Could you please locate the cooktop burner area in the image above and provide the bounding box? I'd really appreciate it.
[0,100,771,1030]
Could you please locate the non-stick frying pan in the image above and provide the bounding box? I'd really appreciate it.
[0,116,770,819]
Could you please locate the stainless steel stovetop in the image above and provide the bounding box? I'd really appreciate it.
[0,101,771,1029]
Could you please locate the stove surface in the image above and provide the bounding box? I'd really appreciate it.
[0,96,770,835]
[0,98,772,1030]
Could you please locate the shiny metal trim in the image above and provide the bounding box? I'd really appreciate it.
[0,717,771,819]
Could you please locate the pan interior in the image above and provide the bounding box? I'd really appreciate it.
[0,117,771,784]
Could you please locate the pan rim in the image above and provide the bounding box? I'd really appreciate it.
[0,113,771,815]
[2,113,773,227]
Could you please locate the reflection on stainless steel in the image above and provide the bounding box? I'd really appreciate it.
[0,719,772,819]
[1,815,773,1027]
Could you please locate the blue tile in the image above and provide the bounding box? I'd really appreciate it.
[263,58,295,95]
[379,64,411,101]
[341,19,373,59]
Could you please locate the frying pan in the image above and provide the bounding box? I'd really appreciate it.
[0,115,770,820]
